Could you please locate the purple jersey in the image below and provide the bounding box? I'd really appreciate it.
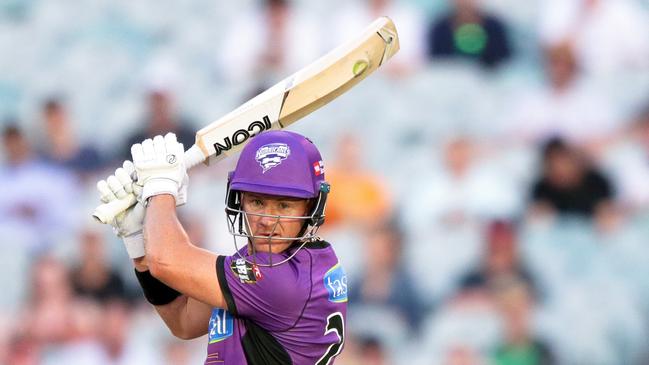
[206,241,347,365]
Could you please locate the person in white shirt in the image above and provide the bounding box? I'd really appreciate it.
[538,0,649,77]
[504,42,621,147]
[217,0,323,87]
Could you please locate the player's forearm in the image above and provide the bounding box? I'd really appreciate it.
[154,295,211,340]
[133,263,208,340]
[154,294,188,338]
[144,194,191,282]
[154,295,204,340]
[143,194,226,309]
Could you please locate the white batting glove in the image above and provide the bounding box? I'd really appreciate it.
[97,160,146,258]
[131,133,188,204]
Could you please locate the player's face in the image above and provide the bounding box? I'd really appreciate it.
[240,192,311,252]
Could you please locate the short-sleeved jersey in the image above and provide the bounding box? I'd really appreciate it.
[206,240,347,365]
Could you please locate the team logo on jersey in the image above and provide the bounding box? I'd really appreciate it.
[255,143,290,173]
[324,263,348,303]
[231,258,262,283]
[208,308,233,344]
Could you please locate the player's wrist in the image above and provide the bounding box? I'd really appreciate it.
[122,231,145,259]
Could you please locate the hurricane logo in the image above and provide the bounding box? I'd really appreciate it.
[255,143,291,173]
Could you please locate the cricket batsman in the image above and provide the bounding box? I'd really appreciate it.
[97,131,347,364]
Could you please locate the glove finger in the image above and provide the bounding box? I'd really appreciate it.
[164,132,178,145]
[132,182,143,198]
[131,143,144,164]
[165,133,184,157]
[97,179,116,203]
[107,175,129,199]
[176,142,185,160]
[153,135,166,159]
[115,167,133,194]
[123,160,136,179]
[142,138,155,159]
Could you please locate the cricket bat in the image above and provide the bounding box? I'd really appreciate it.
[93,16,399,224]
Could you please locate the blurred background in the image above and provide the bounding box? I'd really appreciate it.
[1,0,649,364]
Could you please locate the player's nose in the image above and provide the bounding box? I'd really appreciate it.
[258,214,278,227]
[257,207,281,228]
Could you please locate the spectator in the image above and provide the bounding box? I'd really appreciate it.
[601,103,649,212]
[98,300,157,364]
[40,299,159,364]
[505,42,619,147]
[0,124,78,251]
[331,0,426,76]
[323,133,392,229]
[427,0,512,69]
[539,0,649,76]
[120,63,194,161]
[403,137,518,235]
[40,299,105,365]
[357,336,388,365]
[5,334,40,365]
[70,229,129,304]
[457,220,539,300]
[529,137,615,221]
[420,295,499,365]
[218,0,322,87]
[39,97,104,177]
[22,255,74,346]
[349,221,424,332]
[400,137,519,304]
[441,345,487,365]
[331,333,359,365]
[491,280,556,365]
[164,339,195,365]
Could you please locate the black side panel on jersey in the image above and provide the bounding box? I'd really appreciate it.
[303,240,330,249]
[216,255,239,316]
[242,319,293,365]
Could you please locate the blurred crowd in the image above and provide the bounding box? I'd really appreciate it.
[1,0,649,364]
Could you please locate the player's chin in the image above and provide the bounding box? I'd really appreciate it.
[250,236,286,248]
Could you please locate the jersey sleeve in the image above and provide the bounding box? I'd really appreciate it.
[216,255,311,331]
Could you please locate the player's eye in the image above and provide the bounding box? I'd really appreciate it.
[279,202,291,210]
[244,197,264,211]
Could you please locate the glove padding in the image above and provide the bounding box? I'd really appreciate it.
[97,160,146,258]
[131,133,188,204]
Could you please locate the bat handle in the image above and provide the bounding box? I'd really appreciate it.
[92,194,138,224]
[92,145,207,224]
[183,144,207,169]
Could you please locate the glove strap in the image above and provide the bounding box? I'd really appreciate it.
[142,178,179,202]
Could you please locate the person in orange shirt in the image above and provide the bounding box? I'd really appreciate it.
[324,133,392,229]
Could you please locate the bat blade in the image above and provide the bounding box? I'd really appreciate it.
[93,16,399,224]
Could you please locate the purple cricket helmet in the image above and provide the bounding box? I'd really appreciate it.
[224,130,330,265]
[229,130,326,199]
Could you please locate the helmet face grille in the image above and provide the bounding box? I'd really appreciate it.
[224,187,327,267]
[225,206,322,268]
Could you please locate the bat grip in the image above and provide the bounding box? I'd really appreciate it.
[183,144,207,169]
[92,145,207,224]
[92,194,137,224]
